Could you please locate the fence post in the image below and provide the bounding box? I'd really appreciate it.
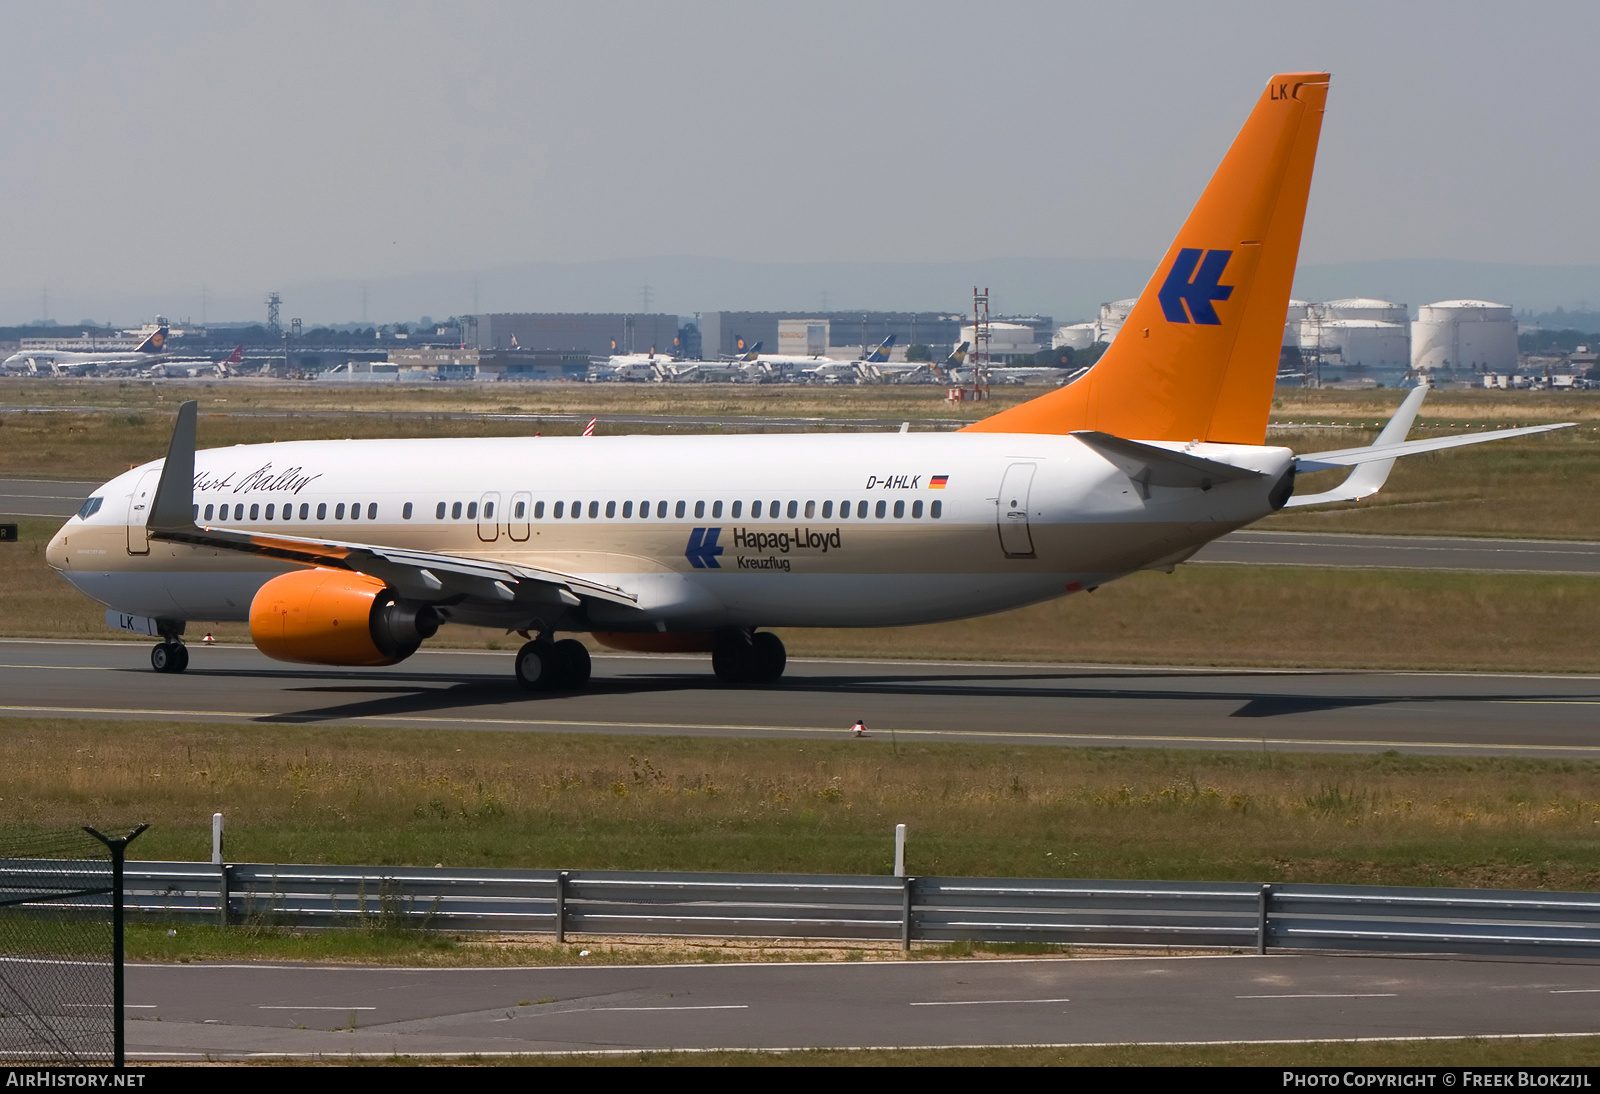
[1257,884,1271,954]
[555,871,569,944]
[213,813,228,927]
[893,824,906,878]
[901,876,915,953]
[85,824,149,1070]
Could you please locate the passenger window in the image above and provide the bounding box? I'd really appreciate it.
[265,504,274,520]
[554,501,565,518]
[875,500,887,518]
[588,501,599,518]
[931,500,942,518]
[675,500,686,518]
[606,500,616,518]
[656,500,667,518]
[283,505,293,520]
[300,503,309,519]
[822,501,833,518]
[467,502,478,519]
[893,500,905,518]
[368,503,376,520]
[513,501,525,519]
[404,502,414,520]
[912,500,923,518]
[694,500,705,519]
[350,502,359,520]
[317,503,328,520]
[204,504,214,521]
[336,503,346,519]
[639,501,650,518]
[770,500,779,517]
[534,501,545,518]
[731,500,742,518]
[191,504,198,521]
[752,500,762,518]
[712,500,723,518]
[571,500,581,518]
[787,500,798,519]
[805,500,815,518]
[484,501,494,519]
[622,501,633,518]
[857,500,868,518]
[436,502,446,519]
[451,502,462,519]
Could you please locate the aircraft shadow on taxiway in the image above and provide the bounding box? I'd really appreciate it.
[118,665,1600,726]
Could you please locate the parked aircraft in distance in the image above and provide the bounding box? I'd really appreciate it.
[49,73,1573,687]
[3,326,168,376]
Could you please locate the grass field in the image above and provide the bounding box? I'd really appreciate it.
[14,719,1600,890]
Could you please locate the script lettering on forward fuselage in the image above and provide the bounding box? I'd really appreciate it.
[194,463,323,496]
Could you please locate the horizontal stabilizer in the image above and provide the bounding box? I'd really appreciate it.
[1296,421,1574,473]
[1073,430,1265,492]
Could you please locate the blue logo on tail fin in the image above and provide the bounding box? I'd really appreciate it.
[1157,248,1234,325]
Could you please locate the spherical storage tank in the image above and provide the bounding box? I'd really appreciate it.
[1411,301,1517,373]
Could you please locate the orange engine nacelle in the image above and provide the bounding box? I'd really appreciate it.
[249,568,439,667]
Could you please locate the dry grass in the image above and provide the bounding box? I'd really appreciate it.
[10,719,1600,889]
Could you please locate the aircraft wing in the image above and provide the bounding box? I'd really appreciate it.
[144,400,638,609]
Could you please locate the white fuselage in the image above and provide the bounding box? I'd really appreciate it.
[48,431,1293,633]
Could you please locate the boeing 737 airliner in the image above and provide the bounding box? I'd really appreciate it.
[47,73,1572,688]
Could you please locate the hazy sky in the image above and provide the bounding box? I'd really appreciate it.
[2,1,1595,322]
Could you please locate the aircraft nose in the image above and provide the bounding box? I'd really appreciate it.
[46,522,71,571]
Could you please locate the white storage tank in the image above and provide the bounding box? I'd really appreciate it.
[1096,298,1138,343]
[1311,319,1410,370]
[1411,300,1518,373]
[1317,298,1409,324]
[1053,322,1098,351]
[1284,299,1311,348]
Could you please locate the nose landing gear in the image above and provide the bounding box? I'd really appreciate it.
[150,641,189,674]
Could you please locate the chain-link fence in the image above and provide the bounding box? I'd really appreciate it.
[0,830,114,1065]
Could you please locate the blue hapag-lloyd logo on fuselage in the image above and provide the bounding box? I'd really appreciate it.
[685,527,723,569]
[1158,248,1234,325]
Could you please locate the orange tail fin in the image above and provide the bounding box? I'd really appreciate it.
[965,72,1329,444]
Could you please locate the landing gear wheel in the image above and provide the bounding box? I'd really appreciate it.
[515,639,555,691]
[713,630,786,684]
[551,639,591,690]
[151,641,188,674]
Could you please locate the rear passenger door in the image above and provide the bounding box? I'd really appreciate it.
[477,492,500,543]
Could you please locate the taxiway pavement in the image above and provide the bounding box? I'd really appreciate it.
[3,639,1598,757]
[119,952,1600,1059]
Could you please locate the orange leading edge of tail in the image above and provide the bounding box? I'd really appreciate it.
[965,72,1330,444]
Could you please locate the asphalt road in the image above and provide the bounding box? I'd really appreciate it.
[3,640,1598,757]
[113,953,1600,1059]
[7,476,1600,575]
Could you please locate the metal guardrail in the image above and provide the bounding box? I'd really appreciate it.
[6,860,1600,959]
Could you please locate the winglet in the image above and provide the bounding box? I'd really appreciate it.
[148,400,198,532]
[1285,386,1426,506]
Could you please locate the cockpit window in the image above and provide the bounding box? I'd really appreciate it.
[77,497,103,519]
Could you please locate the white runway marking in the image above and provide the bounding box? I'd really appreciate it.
[910,998,1072,1006]
[1235,993,1398,999]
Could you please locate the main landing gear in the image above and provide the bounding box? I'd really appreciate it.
[712,630,786,685]
[515,636,592,692]
[150,640,189,674]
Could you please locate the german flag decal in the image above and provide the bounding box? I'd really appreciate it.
[929,475,949,489]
